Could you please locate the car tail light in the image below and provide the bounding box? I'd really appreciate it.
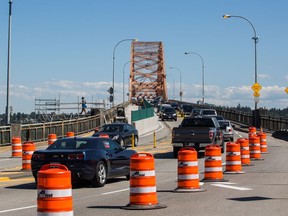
[32,153,45,160]
[68,153,85,160]
[209,130,214,140]
[99,134,109,138]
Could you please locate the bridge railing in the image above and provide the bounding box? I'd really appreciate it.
[0,106,118,147]
[215,107,288,131]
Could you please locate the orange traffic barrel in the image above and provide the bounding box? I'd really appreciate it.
[66,131,75,137]
[123,153,166,210]
[22,142,36,171]
[11,137,22,157]
[237,138,252,166]
[37,164,73,215]
[48,133,57,145]
[248,126,257,137]
[175,147,205,192]
[257,131,268,153]
[202,145,227,182]
[224,142,245,174]
[249,135,263,160]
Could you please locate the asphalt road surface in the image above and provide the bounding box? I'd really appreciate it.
[1,118,288,216]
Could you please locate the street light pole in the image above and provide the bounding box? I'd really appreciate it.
[169,67,182,101]
[112,38,137,107]
[122,61,130,103]
[223,14,259,110]
[184,52,205,104]
[6,0,13,125]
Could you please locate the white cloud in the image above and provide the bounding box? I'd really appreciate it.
[0,80,288,114]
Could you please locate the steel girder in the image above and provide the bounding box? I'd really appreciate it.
[129,41,168,101]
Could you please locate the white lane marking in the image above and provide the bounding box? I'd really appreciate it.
[0,205,36,214]
[211,183,252,191]
[101,188,129,195]
[234,130,242,138]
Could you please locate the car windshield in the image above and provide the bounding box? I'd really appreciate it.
[165,107,175,112]
[203,110,216,115]
[99,125,123,132]
[193,110,201,115]
[183,106,193,112]
[219,121,230,128]
[182,118,214,127]
[47,139,96,150]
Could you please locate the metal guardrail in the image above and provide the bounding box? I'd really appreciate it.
[213,107,288,131]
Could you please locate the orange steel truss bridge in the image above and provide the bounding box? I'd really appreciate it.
[129,41,168,101]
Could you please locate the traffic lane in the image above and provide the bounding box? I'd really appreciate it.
[2,137,286,216]
[0,135,287,215]
[139,117,181,146]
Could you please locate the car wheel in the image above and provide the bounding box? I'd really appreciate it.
[91,161,107,187]
[126,174,130,180]
[134,136,138,147]
[119,138,125,148]
[230,137,234,142]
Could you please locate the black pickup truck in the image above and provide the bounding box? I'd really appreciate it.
[171,116,224,158]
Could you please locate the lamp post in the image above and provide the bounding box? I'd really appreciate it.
[184,52,205,104]
[112,38,137,107]
[169,67,182,101]
[6,0,13,125]
[223,14,259,110]
[122,61,131,103]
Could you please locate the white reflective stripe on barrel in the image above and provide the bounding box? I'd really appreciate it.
[226,161,241,165]
[130,186,156,194]
[49,139,57,142]
[261,145,267,148]
[12,150,22,152]
[23,151,34,154]
[178,174,199,180]
[241,155,250,158]
[37,189,72,198]
[205,156,222,161]
[205,167,222,172]
[22,160,31,163]
[12,143,22,146]
[241,147,249,150]
[37,211,73,216]
[250,143,260,146]
[261,139,267,142]
[226,151,241,156]
[178,161,198,167]
[130,170,155,177]
[250,150,261,153]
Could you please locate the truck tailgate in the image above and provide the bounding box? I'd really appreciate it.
[172,127,213,143]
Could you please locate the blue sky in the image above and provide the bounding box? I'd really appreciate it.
[0,0,288,114]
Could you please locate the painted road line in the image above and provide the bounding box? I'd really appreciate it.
[0,205,37,214]
[211,183,252,191]
[234,130,242,138]
[0,177,10,181]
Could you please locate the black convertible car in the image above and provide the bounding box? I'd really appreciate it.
[31,137,137,187]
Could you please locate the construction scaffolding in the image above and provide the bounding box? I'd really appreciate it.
[34,98,106,114]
